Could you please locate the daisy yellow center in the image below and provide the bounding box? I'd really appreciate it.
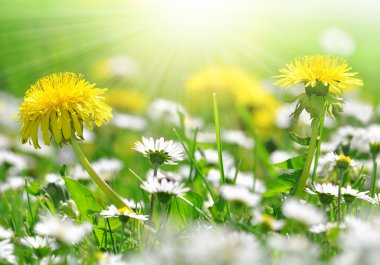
[118,207,132,215]
[17,73,113,149]
[274,55,363,94]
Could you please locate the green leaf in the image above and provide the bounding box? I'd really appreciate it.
[289,131,310,146]
[26,180,42,195]
[208,198,229,223]
[273,154,306,170]
[263,171,301,197]
[63,177,103,221]
[213,94,226,185]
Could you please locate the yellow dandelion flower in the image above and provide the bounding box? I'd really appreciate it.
[274,55,363,94]
[17,73,112,149]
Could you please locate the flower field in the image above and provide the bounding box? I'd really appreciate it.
[1,1,380,264]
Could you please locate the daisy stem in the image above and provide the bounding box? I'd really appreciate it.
[71,139,131,210]
[148,165,159,225]
[337,169,345,224]
[371,156,378,197]
[294,117,320,197]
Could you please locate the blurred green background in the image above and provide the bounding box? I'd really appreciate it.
[0,0,379,102]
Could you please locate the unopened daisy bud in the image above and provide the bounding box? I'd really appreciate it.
[370,142,380,158]
[133,137,184,167]
[17,73,112,149]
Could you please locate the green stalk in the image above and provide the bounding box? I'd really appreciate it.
[148,165,158,225]
[71,139,130,210]
[371,156,378,197]
[294,117,320,197]
[213,94,225,185]
[311,106,326,181]
[337,169,345,224]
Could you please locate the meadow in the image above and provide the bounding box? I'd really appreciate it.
[1,1,380,264]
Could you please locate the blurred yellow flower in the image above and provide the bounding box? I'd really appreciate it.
[17,73,112,148]
[186,66,279,134]
[106,89,147,114]
[274,55,363,94]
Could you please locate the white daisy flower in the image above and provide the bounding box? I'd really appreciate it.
[222,130,254,149]
[0,176,25,192]
[122,198,145,209]
[141,174,189,203]
[341,186,374,204]
[45,173,65,186]
[305,182,338,204]
[0,239,17,264]
[97,252,128,265]
[147,98,187,126]
[309,223,343,234]
[319,28,355,57]
[134,137,184,166]
[0,226,13,240]
[282,198,325,226]
[220,185,260,207]
[20,236,58,250]
[39,255,64,265]
[112,112,147,131]
[318,152,358,176]
[251,211,284,231]
[0,150,29,175]
[341,99,373,124]
[34,216,92,245]
[100,205,148,221]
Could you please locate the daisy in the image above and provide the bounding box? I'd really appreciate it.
[282,198,325,226]
[141,174,189,203]
[17,73,112,148]
[97,252,128,265]
[134,137,184,166]
[20,236,57,250]
[220,185,260,207]
[34,216,92,245]
[0,239,17,264]
[274,55,363,94]
[305,182,338,204]
[251,211,284,231]
[100,205,148,221]
[0,226,13,240]
[309,223,343,234]
[341,186,374,204]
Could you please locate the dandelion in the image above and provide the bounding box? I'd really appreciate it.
[134,137,184,166]
[17,73,112,148]
[274,55,363,94]
[100,205,148,222]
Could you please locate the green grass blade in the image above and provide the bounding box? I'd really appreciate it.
[213,94,226,185]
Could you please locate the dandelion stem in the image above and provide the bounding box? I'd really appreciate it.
[71,139,130,210]
[311,106,326,181]
[371,156,378,197]
[294,118,320,197]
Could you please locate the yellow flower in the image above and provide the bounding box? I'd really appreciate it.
[274,55,363,94]
[186,66,279,134]
[17,73,112,149]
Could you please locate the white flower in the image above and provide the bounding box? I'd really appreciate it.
[112,112,147,131]
[20,236,57,250]
[341,99,373,124]
[309,223,343,234]
[268,235,320,265]
[0,239,17,264]
[0,176,25,192]
[318,152,358,176]
[0,226,13,239]
[222,130,254,149]
[45,173,65,186]
[270,150,297,164]
[220,185,260,207]
[98,253,128,265]
[251,211,284,231]
[341,186,374,204]
[34,216,92,245]
[70,158,123,181]
[319,28,355,57]
[123,198,145,209]
[282,198,325,226]
[0,150,29,175]
[147,98,187,126]
[195,149,235,169]
[39,255,64,265]
[305,182,338,204]
[141,174,189,197]
[106,55,138,78]
[100,205,148,221]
